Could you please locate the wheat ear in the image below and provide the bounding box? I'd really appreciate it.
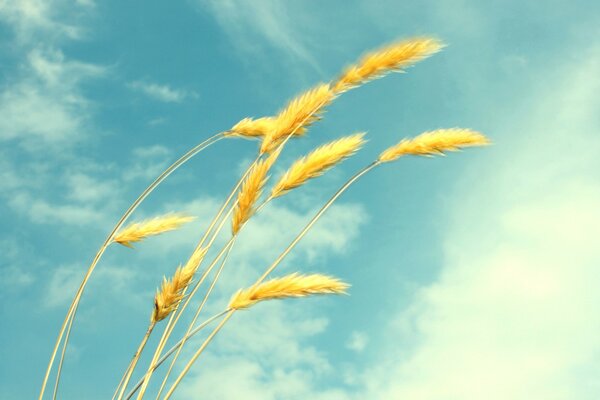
[231,148,281,234]
[378,128,490,162]
[41,132,224,400]
[113,214,195,248]
[270,133,366,199]
[230,273,349,310]
[226,117,276,139]
[333,37,443,93]
[260,83,336,154]
[152,247,208,323]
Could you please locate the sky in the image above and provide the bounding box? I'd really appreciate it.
[1,0,599,399]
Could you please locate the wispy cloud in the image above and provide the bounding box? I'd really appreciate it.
[0,48,105,146]
[196,0,319,69]
[360,44,600,400]
[128,80,197,103]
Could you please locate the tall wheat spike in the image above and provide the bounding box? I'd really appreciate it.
[151,247,208,323]
[333,37,443,93]
[270,133,367,199]
[113,214,195,248]
[260,83,336,154]
[229,272,349,309]
[231,149,280,234]
[378,128,489,163]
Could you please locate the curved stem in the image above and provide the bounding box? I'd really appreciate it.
[115,323,155,400]
[163,311,235,400]
[40,132,224,400]
[135,213,235,399]
[257,162,378,284]
[155,238,236,399]
[124,310,228,400]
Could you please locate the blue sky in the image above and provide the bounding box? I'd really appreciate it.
[1,0,599,399]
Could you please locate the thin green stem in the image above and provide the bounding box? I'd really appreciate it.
[40,132,224,400]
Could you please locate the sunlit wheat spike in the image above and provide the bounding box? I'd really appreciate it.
[231,149,281,234]
[260,83,336,154]
[227,117,275,139]
[183,246,209,275]
[229,273,349,310]
[378,128,490,163]
[270,133,367,199]
[332,37,444,93]
[152,264,195,323]
[113,214,195,248]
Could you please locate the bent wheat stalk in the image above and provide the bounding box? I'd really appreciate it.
[42,131,224,400]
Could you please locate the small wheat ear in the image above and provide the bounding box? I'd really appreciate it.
[332,37,444,93]
[378,128,490,163]
[229,273,349,310]
[113,214,195,248]
[270,133,367,199]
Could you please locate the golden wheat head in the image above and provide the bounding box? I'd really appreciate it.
[151,261,199,323]
[333,37,444,93]
[113,214,195,248]
[260,83,336,154]
[378,128,489,162]
[229,273,349,310]
[270,133,367,198]
[227,117,275,139]
[231,149,281,234]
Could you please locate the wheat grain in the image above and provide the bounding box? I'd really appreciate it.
[378,128,489,162]
[260,83,335,154]
[333,37,443,93]
[270,133,366,198]
[113,214,194,248]
[229,273,349,310]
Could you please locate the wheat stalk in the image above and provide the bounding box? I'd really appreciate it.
[229,273,349,310]
[41,132,224,400]
[332,37,443,93]
[378,128,490,162]
[260,83,336,154]
[270,133,366,199]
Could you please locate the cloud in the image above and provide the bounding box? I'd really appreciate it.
[0,0,93,43]
[358,44,600,400]
[128,80,197,103]
[0,48,105,146]
[44,263,138,308]
[196,0,319,69]
[345,331,368,353]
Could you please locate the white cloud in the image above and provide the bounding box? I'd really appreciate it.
[44,263,138,308]
[0,48,104,145]
[128,80,197,103]
[0,0,92,43]
[358,45,600,400]
[345,331,368,353]
[196,0,319,69]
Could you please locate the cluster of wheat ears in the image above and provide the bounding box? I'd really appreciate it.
[39,36,489,399]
